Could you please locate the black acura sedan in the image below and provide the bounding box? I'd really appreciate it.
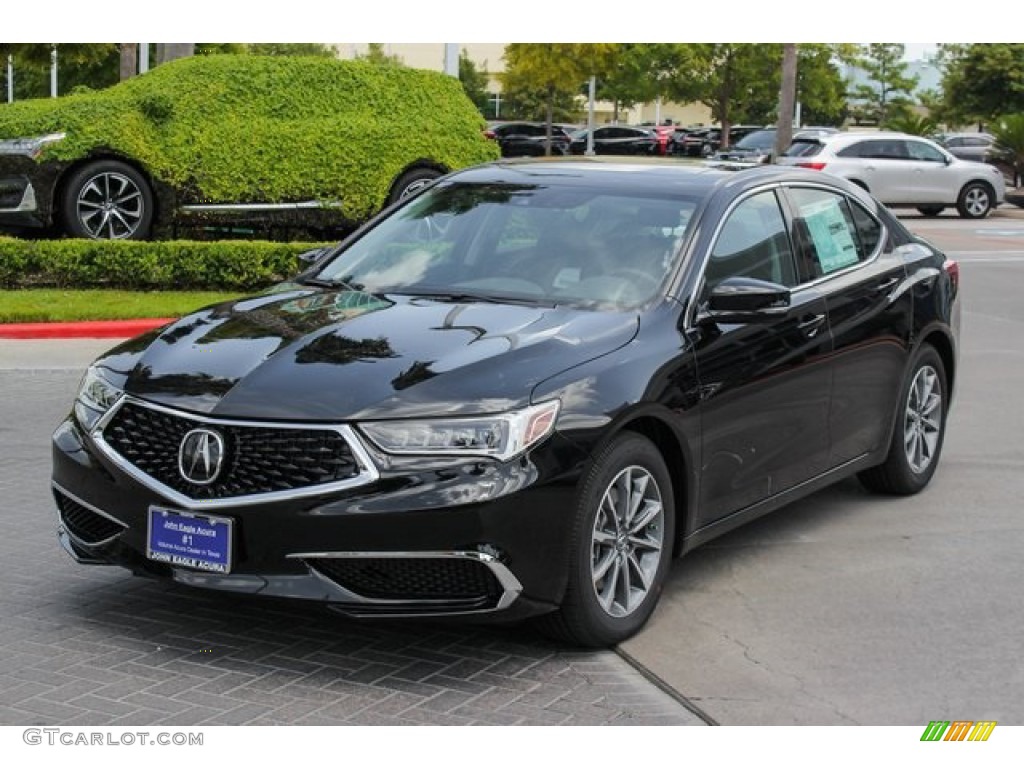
[52,161,960,647]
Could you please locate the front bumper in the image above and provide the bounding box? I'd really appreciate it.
[52,407,584,621]
[0,154,60,229]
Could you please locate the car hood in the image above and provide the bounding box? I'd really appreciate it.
[95,287,639,421]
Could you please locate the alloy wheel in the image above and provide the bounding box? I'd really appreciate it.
[904,365,942,474]
[962,186,991,217]
[590,465,665,618]
[76,172,146,239]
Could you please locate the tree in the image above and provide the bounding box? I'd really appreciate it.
[940,44,1024,126]
[502,44,618,153]
[884,113,938,136]
[991,113,1024,189]
[0,44,119,99]
[850,43,918,126]
[666,44,781,146]
[458,49,489,117]
[119,44,137,81]
[774,44,798,158]
[591,44,680,123]
[247,43,336,57]
[795,44,848,127]
[357,44,404,68]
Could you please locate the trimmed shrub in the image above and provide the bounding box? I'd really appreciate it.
[0,237,322,290]
[0,55,499,222]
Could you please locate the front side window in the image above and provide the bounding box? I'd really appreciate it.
[703,190,797,292]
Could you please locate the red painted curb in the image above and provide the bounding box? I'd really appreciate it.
[0,318,174,340]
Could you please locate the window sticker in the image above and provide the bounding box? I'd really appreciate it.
[802,197,859,274]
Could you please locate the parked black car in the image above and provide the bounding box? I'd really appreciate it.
[53,160,959,647]
[486,122,573,157]
[671,125,763,157]
[568,126,658,156]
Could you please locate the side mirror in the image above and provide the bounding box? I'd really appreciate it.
[297,247,330,267]
[702,276,791,323]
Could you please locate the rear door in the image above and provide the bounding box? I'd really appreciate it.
[781,185,912,467]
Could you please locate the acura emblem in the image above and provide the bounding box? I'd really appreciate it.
[178,429,225,485]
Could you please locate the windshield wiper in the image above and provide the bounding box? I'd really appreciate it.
[297,275,366,292]
[394,289,551,307]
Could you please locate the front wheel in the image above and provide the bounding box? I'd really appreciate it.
[956,182,994,218]
[859,345,948,495]
[61,159,154,240]
[387,167,443,206]
[536,433,675,647]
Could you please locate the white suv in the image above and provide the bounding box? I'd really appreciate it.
[777,131,1006,218]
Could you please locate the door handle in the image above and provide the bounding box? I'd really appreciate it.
[797,313,827,338]
[874,276,900,293]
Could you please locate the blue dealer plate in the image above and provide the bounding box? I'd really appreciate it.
[147,507,233,573]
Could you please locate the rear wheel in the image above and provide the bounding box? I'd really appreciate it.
[859,345,947,495]
[956,182,994,218]
[535,433,675,647]
[917,205,944,216]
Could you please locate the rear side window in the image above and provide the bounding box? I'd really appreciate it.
[906,140,946,162]
[788,188,880,278]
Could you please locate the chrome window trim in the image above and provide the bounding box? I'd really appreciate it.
[683,181,889,329]
[90,396,380,510]
[289,550,524,612]
[179,200,343,213]
[52,481,128,547]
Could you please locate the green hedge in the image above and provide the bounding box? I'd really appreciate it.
[0,237,322,290]
[0,55,499,221]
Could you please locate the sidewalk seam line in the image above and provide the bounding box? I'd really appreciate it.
[614,647,719,725]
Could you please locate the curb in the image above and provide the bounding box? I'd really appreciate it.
[0,318,173,340]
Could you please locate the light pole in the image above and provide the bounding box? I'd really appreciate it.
[6,54,12,103]
[586,76,596,156]
[50,45,58,98]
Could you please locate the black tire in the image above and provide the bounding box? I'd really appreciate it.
[859,345,948,495]
[956,181,994,219]
[387,167,443,206]
[61,159,154,240]
[535,432,675,648]
[917,205,944,216]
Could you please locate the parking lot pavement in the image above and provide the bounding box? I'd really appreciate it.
[622,217,1024,725]
[0,353,703,727]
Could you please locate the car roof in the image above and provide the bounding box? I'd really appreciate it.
[445,158,861,199]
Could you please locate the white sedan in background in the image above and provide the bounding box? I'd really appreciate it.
[777,131,1007,218]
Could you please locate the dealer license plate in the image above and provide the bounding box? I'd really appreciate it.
[147,507,233,573]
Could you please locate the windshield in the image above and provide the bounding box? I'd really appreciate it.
[315,182,700,308]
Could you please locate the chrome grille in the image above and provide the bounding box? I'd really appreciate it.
[101,401,361,500]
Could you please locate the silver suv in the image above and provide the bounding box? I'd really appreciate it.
[777,131,1006,218]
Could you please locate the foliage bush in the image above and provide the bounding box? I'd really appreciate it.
[0,55,499,221]
[0,237,322,290]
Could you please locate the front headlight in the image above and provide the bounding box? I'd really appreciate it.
[74,365,124,432]
[359,401,560,462]
[0,132,66,159]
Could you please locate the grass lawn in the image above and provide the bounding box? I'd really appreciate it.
[0,289,245,323]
